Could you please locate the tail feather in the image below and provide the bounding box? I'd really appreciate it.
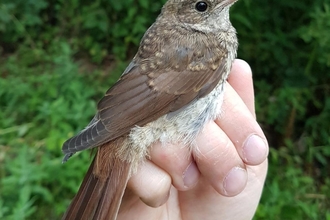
[62,155,131,220]
[93,157,130,219]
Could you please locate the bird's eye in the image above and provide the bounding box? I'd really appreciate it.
[195,1,208,12]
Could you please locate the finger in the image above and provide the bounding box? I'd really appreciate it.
[193,121,247,196]
[228,59,255,117]
[216,83,268,165]
[178,160,268,220]
[149,142,200,191]
[126,160,171,207]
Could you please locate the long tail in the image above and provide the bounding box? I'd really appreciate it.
[62,145,131,220]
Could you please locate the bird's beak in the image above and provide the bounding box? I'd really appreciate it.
[215,0,238,9]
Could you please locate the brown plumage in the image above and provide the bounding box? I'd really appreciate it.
[62,0,238,219]
[62,138,130,220]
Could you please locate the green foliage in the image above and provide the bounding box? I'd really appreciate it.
[0,40,122,219]
[254,147,330,220]
[230,1,330,217]
[0,143,94,219]
[0,0,48,43]
[0,0,166,62]
[232,0,330,173]
[0,0,329,219]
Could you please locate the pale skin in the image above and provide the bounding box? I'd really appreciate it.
[118,59,269,220]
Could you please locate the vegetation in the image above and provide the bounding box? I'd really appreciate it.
[0,0,329,219]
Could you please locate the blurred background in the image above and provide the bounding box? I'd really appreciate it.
[0,0,329,219]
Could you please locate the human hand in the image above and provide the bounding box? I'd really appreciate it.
[118,59,268,220]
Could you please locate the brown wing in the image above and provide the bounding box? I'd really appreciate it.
[98,60,226,135]
[62,28,228,159]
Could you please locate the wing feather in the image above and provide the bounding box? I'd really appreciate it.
[62,31,229,158]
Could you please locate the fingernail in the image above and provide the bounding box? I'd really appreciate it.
[223,167,247,196]
[243,135,268,164]
[183,161,199,188]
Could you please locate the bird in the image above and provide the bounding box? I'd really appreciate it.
[61,0,238,219]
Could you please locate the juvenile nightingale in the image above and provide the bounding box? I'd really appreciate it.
[62,0,238,219]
